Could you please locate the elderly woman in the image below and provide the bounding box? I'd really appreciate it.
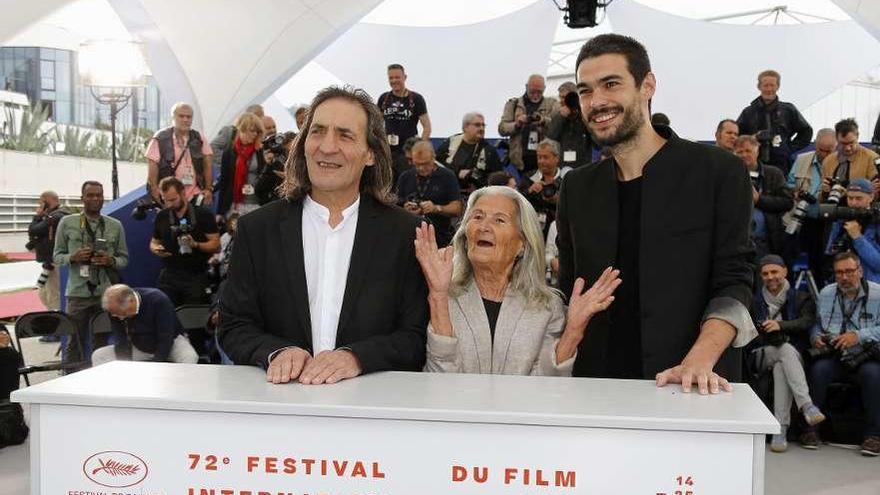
[216,112,266,218]
[415,186,620,375]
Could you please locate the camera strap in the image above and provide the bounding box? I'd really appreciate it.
[833,281,869,333]
[79,214,105,245]
[415,174,433,200]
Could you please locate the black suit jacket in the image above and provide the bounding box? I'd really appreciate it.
[218,195,428,372]
[557,126,755,380]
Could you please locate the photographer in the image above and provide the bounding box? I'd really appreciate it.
[520,139,565,238]
[216,112,267,218]
[151,177,220,307]
[255,131,295,205]
[498,74,558,175]
[27,190,69,312]
[547,81,593,170]
[804,252,880,456]
[823,179,880,283]
[821,118,879,198]
[734,134,794,259]
[785,129,837,280]
[736,70,813,176]
[145,102,214,206]
[435,112,502,194]
[395,140,462,247]
[749,255,823,453]
[53,181,129,367]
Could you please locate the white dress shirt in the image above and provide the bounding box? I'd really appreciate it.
[302,194,360,353]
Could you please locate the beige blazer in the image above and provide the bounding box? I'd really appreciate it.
[424,281,574,376]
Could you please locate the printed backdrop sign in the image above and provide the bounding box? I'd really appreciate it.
[38,403,756,495]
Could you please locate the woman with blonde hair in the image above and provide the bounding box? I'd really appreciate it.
[216,112,266,217]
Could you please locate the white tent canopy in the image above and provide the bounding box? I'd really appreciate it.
[4,0,880,140]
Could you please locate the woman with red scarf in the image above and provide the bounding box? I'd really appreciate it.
[216,112,266,218]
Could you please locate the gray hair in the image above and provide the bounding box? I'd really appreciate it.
[536,138,561,157]
[450,186,558,309]
[411,139,435,157]
[101,284,136,312]
[557,81,577,94]
[170,102,192,117]
[461,112,484,130]
[816,128,835,142]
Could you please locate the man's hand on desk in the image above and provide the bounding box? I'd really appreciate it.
[298,349,362,385]
[266,347,312,384]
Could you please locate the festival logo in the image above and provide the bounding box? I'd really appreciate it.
[82,451,149,488]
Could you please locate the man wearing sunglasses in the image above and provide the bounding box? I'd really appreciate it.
[91,284,198,366]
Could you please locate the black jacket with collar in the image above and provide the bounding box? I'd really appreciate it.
[556,125,756,380]
[218,194,428,372]
[752,163,794,256]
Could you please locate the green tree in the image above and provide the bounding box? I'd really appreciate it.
[0,102,55,153]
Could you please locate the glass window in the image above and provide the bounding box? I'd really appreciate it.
[56,50,70,63]
[40,48,55,61]
[40,60,54,78]
[41,77,54,90]
[41,90,55,100]
[56,62,71,93]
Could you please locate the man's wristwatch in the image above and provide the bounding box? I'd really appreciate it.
[436,204,442,214]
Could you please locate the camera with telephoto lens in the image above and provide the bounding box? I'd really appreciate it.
[818,203,880,223]
[785,192,817,235]
[755,129,774,164]
[839,341,880,371]
[131,198,160,221]
[825,178,849,205]
[171,219,195,255]
[806,333,837,361]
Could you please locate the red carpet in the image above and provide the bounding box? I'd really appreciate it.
[4,252,36,261]
[0,289,46,319]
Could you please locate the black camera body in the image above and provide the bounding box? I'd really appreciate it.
[541,182,559,199]
[132,198,160,221]
[755,129,774,164]
[840,341,880,370]
[762,329,789,347]
[563,91,580,115]
[262,131,295,156]
[806,333,837,361]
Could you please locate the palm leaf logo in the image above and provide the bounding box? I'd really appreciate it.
[91,458,141,477]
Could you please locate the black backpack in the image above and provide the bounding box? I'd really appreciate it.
[0,400,28,448]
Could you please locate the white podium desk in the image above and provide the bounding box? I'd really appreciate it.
[13,361,778,495]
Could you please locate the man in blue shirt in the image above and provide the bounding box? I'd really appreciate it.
[91,284,198,365]
[804,252,880,456]
[824,178,880,283]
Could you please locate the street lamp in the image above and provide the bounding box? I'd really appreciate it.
[78,40,149,199]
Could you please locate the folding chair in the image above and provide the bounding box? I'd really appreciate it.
[14,311,85,386]
[175,305,212,363]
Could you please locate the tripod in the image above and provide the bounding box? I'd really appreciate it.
[794,267,820,303]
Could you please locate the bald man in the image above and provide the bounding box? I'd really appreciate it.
[395,140,462,247]
[499,74,559,175]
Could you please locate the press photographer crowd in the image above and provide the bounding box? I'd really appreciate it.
[3,34,880,458]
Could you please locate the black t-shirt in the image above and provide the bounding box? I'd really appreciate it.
[153,205,219,273]
[606,176,643,378]
[395,165,460,247]
[483,298,502,342]
[379,90,427,154]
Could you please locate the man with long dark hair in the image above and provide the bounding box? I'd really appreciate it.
[220,86,428,385]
